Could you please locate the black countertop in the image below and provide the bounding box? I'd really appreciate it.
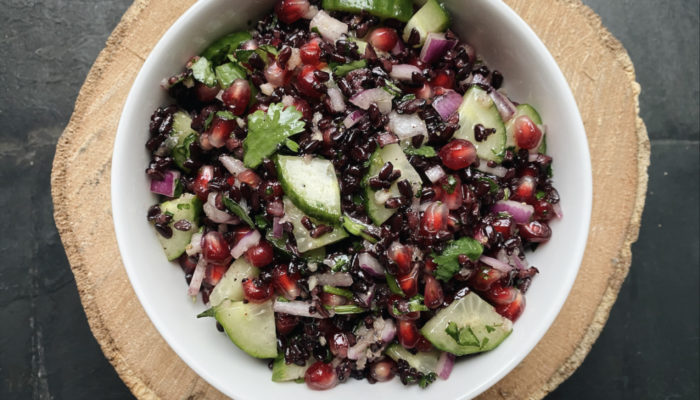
[1,1,697,399]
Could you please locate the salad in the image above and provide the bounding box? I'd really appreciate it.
[144,0,561,391]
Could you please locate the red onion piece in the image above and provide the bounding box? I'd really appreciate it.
[391,38,405,55]
[267,199,285,217]
[435,352,455,380]
[187,256,207,297]
[387,111,428,140]
[150,170,180,197]
[480,255,512,273]
[419,33,456,64]
[425,165,446,183]
[219,154,246,175]
[552,201,563,219]
[491,200,534,224]
[349,88,394,114]
[358,252,385,277]
[203,193,239,224]
[327,87,346,113]
[343,110,365,128]
[475,160,507,177]
[389,64,421,82]
[511,251,527,270]
[432,90,463,121]
[309,10,348,42]
[376,132,399,147]
[230,229,261,258]
[380,318,396,343]
[489,90,517,122]
[272,217,284,239]
[273,300,330,318]
[465,72,489,86]
[312,272,353,287]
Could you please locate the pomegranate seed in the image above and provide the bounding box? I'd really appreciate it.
[222,79,251,115]
[423,274,444,309]
[368,27,399,52]
[205,262,229,286]
[484,282,518,305]
[272,264,301,300]
[495,289,525,321]
[514,115,543,149]
[237,169,261,189]
[430,68,455,89]
[511,175,536,203]
[245,241,274,267]
[231,226,253,245]
[300,38,321,65]
[439,139,477,170]
[275,0,310,24]
[398,263,419,297]
[195,82,219,103]
[249,102,269,114]
[521,165,540,177]
[208,117,235,148]
[370,359,396,382]
[519,221,552,243]
[415,335,434,352]
[533,200,554,221]
[421,202,449,235]
[305,361,338,390]
[202,231,230,263]
[492,215,516,239]
[469,266,504,292]
[178,254,199,275]
[321,292,348,307]
[264,61,291,87]
[295,64,324,98]
[193,165,215,201]
[242,278,273,303]
[412,83,433,100]
[434,176,463,210]
[285,96,312,120]
[423,257,437,273]
[329,332,349,358]
[275,312,300,335]
[397,320,420,349]
[388,242,412,275]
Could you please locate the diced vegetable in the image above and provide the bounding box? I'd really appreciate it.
[402,0,450,47]
[283,197,348,253]
[208,257,259,306]
[154,193,202,261]
[452,86,507,162]
[322,0,413,22]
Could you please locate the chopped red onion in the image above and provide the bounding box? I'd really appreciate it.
[465,72,489,86]
[389,64,421,82]
[150,169,180,197]
[203,193,239,224]
[489,90,517,121]
[480,255,512,273]
[376,132,399,147]
[327,87,346,113]
[475,160,507,177]
[219,154,246,175]
[491,200,534,224]
[425,165,446,183]
[552,201,563,219]
[187,256,207,297]
[432,90,463,121]
[435,352,455,380]
[272,217,284,239]
[419,33,456,64]
[358,252,385,277]
[511,251,527,270]
[387,111,427,140]
[349,88,394,114]
[230,229,261,258]
[390,38,405,55]
[312,272,353,287]
[273,300,330,318]
[309,10,348,42]
[343,110,365,128]
[380,318,396,343]
[267,199,285,217]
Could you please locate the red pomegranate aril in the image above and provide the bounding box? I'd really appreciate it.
[193,165,215,201]
[423,257,437,273]
[264,61,291,87]
[397,320,420,349]
[273,264,301,300]
[519,221,552,243]
[414,335,434,352]
[275,0,310,24]
[275,312,300,335]
[492,215,515,239]
[245,241,274,267]
[237,169,261,189]
[221,79,251,115]
[439,139,477,170]
[512,175,536,203]
[469,266,504,292]
[495,289,525,321]
[286,96,312,120]
[305,361,338,391]
[329,332,349,358]
[412,83,433,100]
[178,254,199,275]
[202,231,230,263]
[421,202,449,234]
[322,292,348,307]
[300,38,321,65]
[485,281,518,305]
[242,278,273,303]
[533,200,554,221]
[436,176,463,210]
[296,65,324,98]
[231,226,253,246]
[208,117,235,148]
[514,115,543,149]
[430,68,455,89]
[388,242,412,275]
[195,82,220,103]
[266,200,285,217]
[368,27,399,52]
[397,265,419,297]
[423,274,444,309]
[370,360,396,382]
[205,262,229,286]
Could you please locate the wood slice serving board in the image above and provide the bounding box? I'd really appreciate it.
[51,0,649,398]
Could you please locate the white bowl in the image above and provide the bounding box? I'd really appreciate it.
[112,1,592,398]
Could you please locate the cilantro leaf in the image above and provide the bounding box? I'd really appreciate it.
[431,237,483,281]
[201,31,252,65]
[191,57,217,87]
[418,372,437,388]
[215,62,247,88]
[445,321,480,347]
[216,111,236,120]
[403,145,437,158]
[442,175,458,194]
[333,60,367,77]
[243,103,305,168]
[222,197,255,228]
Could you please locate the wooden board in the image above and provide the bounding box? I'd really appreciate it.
[51,0,649,398]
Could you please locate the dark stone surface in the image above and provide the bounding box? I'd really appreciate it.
[0,1,697,399]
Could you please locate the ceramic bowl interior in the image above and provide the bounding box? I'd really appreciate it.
[112,0,592,398]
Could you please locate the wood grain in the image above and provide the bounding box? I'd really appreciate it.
[50,0,649,398]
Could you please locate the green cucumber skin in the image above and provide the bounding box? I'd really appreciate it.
[322,0,413,22]
[402,0,450,46]
[505,104,547,153]
[283,197,348,253]
[275,156,342,223]
[271,356,312,382]
[156,193,202,261]
[453,86,507,162]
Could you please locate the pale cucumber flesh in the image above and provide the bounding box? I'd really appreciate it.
[271,356,313,382]
[209,299,278,359]
[385,343,441,375]
[156,193,202,261]
[453,86,507,162]
[505,103,546,153]
[283,197,348,253]
[402,0,450,47]
[208,257,259,306]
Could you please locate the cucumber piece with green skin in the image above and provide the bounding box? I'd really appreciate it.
[342,214,379,243]
[402,0,450,47]
[155,193,202,261]
[385,343,441,375]
[283,197,348,253]
[505,104,546,153]
[275,155,342,223]
[271,355,313,382]
[453,86,507,162]
[170,111,198,172]
[421,292,512,356]
[197,299,277,359]
[323,0,413,22]
[363,143,423,226]
[208,257,259,307]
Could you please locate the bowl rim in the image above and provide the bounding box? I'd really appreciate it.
[111,1,592,398]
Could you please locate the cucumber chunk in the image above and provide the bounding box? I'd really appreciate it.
[283,197,349,253]
[453,86,507,162]
[275,155,342,223]
[505,104,546,153]
[402,0,450,47]
[198,299,278,359]
[170,111,198,172]
[323,0,413,22]
[385,343,441,375]
[363,143,423,225]
[271,356,313,382]
[208,258,259,306]
[421,292,512,356]
[155,193,202,261]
